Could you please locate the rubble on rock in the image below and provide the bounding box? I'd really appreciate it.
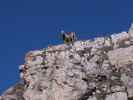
[1,24,133,100]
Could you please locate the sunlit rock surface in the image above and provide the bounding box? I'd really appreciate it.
[0,82,25,100]
[1,24,133,100]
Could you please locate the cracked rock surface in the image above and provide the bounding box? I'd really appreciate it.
[1,24,133,100]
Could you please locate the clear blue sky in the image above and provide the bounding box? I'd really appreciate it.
[0,0,133,94]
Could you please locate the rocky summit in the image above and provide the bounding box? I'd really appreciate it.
[1,24,133,100]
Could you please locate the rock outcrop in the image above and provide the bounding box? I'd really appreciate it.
[1,24,133,100]
[0,82,25,100]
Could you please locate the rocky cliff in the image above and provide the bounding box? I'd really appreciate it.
[1,24,133,100]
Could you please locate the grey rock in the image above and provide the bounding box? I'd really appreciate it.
[0,82,25,100]
[2,24,133,100]
[105,92,127,100]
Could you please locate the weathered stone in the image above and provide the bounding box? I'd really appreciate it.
[108,46,133,67]
[111,32,129,48]
[0,83,25,100]
[2,25,133,100]
[87,96,97,100]
[111,85,125,92]
[105,92,127,100]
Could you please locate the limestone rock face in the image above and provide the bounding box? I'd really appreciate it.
[107,46,133,67]
[1,24,133,100]
[105,92,127,100]
[0,82,25,100]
